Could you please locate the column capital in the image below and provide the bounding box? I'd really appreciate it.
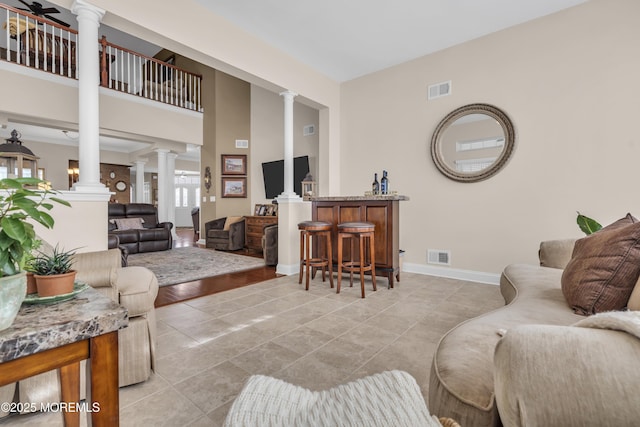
[155,148,170,154]
[279,90,298,100]
[134,159,147,166]
[71,0,105,22]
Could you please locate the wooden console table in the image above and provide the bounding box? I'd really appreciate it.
[245,215,278,251]
[311,195,409,287]
[0,287,128,426]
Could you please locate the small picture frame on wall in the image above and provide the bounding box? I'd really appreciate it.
[221,154,247,175]
[222,177,247,198]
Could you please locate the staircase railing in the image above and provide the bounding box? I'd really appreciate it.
[100,37,202,112]
[0,3,202,112]
[1,3,77,78]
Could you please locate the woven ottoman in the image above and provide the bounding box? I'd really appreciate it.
[224,370,459,427]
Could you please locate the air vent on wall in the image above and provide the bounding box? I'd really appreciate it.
[303,124,315,136]
[235,139,249,149]
[427,249,451,266]
[428,80,452,100]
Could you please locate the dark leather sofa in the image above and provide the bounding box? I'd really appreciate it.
[108,203,173,254]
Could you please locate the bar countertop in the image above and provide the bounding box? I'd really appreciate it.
[310,194,409,202]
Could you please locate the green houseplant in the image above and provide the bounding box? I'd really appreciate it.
[32,245,77,297]
[0,177,70,330]
[576,212,602,235]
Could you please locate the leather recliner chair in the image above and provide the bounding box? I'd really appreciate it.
[108,203,173,254]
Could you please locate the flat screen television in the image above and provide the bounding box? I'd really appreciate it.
[262,155,310,199]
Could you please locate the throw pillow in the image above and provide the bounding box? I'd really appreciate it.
[561,213,640,315]
[223,216,244,231]
[114,217,145,231]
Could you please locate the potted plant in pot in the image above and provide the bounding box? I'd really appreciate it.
[0,177,70,331]
[32,245,77,297]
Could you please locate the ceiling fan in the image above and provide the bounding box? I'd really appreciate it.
[16,1,70,27]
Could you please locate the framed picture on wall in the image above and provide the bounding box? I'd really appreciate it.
[221,154,247,175]
[222,177,247,198]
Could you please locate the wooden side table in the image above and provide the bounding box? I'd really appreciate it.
[0,287,128,426]
[245,215,278,251]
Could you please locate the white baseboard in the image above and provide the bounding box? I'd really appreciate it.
[277,261,500,285]
[276,263,299,276]
[402,262,500,285]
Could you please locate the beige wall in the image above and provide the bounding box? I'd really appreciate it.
[250,86,320,205]
[341,0,640,277]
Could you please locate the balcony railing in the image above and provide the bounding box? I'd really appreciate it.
[0,3,202,112]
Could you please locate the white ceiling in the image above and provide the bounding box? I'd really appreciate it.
[196,0,588,82]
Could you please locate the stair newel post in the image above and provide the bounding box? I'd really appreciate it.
[100,35,108,87]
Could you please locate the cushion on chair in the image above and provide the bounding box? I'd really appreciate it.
[223,216,244,231]
[225,370,443,427]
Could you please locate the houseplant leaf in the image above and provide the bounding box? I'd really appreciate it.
[577,212,602,235]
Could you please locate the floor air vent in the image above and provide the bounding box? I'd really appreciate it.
[427,249,451,266]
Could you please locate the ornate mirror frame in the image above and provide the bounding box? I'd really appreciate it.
[430,103,515,183]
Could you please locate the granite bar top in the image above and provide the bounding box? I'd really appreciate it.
[310,194,409,201]
[0,286,128,363]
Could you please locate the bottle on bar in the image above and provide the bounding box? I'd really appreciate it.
[372,173,380,195]
[380,170,388,194]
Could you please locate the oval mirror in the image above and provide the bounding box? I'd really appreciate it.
[430,103,515,182]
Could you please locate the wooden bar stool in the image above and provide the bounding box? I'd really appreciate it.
[298,221,334,291]
[337,222,376,298]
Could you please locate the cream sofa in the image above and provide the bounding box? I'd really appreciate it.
[429,238,640,427]
[0,248,158,417]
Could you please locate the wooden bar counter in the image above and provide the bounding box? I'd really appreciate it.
[0,287,128,426]
[311,195,409,287]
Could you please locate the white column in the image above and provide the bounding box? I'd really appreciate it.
[71,0,107,192]
[166,153,177,236]
[156,149,168,222]
[278,90,301,201]
[134,160,146,203]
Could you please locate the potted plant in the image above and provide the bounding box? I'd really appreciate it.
[32,245,77,297]
[0,177,70,330]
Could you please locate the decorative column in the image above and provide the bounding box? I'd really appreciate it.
[134,160,146,203]
[278,90,301,200]
[166,153,177,236]
[155,149,168,222]
[71,0,107,192]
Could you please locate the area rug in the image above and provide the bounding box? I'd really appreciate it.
[126,247,265,287]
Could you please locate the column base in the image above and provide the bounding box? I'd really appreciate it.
[71,182,110,193]
[277,193,303,203]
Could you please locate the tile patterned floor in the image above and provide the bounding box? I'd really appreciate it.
[0,272,503,426]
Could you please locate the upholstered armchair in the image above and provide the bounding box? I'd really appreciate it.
[0,249,158,416]
[205,216,245,250]
[262,223,278,266]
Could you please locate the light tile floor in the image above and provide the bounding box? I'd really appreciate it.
[0,272,503,426]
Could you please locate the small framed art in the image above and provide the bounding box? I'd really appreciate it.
[222,177,247,198]
[221,154,247,175]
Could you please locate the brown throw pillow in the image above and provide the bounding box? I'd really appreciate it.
[561,213,640,315]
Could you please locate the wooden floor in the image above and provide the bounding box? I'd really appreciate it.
[154,228,278,307]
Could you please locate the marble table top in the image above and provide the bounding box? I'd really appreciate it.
[0,286,128,363]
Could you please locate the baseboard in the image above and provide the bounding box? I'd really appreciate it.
[276,263,299,276]
[402,262,500,285]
